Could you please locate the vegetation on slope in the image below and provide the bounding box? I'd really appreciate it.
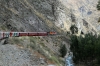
[97,0,100,10]
[70,33,100,66]
[7,36,65,66]
[70,25,78,34]
[59,44,67,57]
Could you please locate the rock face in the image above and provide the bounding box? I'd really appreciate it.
[0,44,32,66]
[0,43,49,66]
[58,0,100,34]
[0,0,100,66]
[0,0,57,32]
[0,0,100,34]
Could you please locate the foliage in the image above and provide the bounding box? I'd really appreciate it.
[50,56,60,66]
[0,25,7,30]
[70,33,100,65]
[97,0,100,10]
[70,25,78,34]
[59,44,67,57]
[98,17,100,22]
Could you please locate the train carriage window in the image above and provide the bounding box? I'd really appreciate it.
[12,32,19,37]
[4,32,10,37]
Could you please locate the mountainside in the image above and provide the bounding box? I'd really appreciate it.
[0,0,100,34]
[0,0,100,66]
[59,0,100,34]
[0,0,69,66]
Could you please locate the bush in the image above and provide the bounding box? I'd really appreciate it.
[59,44,67,57]
[98,17,100,22]
[97,0,100,10]
[70,25,78,34]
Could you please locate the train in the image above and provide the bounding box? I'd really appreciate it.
[0,32,56,40]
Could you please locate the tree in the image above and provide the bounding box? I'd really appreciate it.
[70,25,78,34]
[70,33,100,65]
[97,0,100,10]
[60,44,67,57]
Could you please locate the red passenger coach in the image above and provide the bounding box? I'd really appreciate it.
[19,32,28,36]
[19,32,48,36]
[28,32,38,36]
[0,32,56,40]
[37,32,48,36]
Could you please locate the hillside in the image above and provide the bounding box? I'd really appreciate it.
[0,0,100,66]
[0,0,69,66]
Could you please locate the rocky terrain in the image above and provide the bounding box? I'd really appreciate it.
[58,0,100,34]
[0,0,100,66]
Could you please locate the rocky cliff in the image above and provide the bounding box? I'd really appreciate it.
[57,0,100,34]
[0,0,100,34]
[0,0,100,66]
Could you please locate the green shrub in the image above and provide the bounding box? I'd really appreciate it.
[97,0,100,10]
[50,56,60,66]
[59,44,67,57]
[70,25,78,34]
[98,17,100,22]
